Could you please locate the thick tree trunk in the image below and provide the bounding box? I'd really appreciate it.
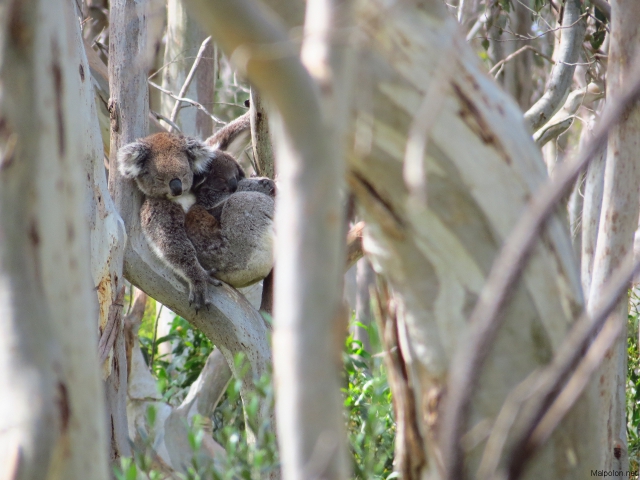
[181,0,352,478]
[350,1,595,478]
[107,0,154,462]
[0,0,109,478]
[587,0,640,471]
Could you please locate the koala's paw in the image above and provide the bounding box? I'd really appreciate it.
[206,268,222,287]
[188,280,211,313]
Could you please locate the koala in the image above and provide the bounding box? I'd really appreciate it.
[192,150,247,208]
[184,190,275,288]
[185,124,276,288]
[118,132,222,310]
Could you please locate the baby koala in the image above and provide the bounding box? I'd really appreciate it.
[118,132,222,311]
[185,160,276,288]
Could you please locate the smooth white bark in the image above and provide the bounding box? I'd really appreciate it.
[587,0,640,471]
[181,0,351,477]
[125,292,229,473]
[581,119,606,296]
[0,0,109,478]
[524,0,587,132]
[351,1,594,477]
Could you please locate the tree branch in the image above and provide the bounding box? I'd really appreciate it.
[523,0,587,131]
[250,88,275,178]
[441,66,640,480]
[533,83,604,148]
[592,0,611,20]
[168,35,213,129]
[503,255,640,479]
[489,45,554,75]
[149,80,226,126]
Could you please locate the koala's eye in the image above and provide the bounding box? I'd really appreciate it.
[154,175,163,183]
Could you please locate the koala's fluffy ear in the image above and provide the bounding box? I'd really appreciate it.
[185,137,217,174]
[118,141,150,178]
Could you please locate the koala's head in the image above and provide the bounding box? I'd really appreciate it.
[203,151,245,191]
[118,132,216,199]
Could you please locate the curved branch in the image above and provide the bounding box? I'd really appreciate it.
[592,0,611,20]
[441,66,640,480]
[122,214,272,401]
[524,0,586,131]
[533,83,604,148]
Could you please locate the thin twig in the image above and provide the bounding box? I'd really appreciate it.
[441,67,640,480]
[489,45,554,74]
[148,80,226,126]
[150,110,182,133]
[169,36,212,129]
[471,13,589,44]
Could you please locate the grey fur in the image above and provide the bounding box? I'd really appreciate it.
[118,132,221,311]
[185,192,275,287]
[188,119,275,288]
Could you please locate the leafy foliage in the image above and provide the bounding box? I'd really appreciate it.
[344,330,396,479]
[627,294,640,474]
[117,311,397,479]
[139,312,215,405]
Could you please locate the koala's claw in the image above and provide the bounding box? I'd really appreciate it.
[189,281,210,313]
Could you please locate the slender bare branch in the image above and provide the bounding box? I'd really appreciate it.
[149,80,226,125]
[488,45,554,74]
[168,36,212,128]
[441,67,640,480]
[150,110,183,133]
[504,255,640,479]
[524,0,587,131]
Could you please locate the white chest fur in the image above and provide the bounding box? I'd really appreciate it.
[172,193,196,212]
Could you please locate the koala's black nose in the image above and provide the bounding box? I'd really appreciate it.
[169,178,183,196]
